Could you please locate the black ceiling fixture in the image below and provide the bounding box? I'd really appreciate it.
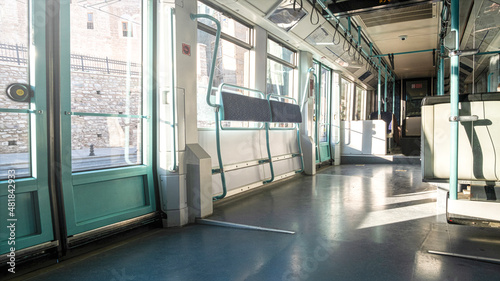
[322,0,433,17]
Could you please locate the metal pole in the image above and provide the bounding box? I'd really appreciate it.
[449,0,459,201]
[377,58,381,119]
[373,48,436,58]
[439,45,444,95]
[190,14,221,108]
[392,75,395,113]
[384,64,388,112]
[313,72,320,163]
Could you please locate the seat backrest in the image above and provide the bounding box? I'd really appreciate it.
[220,92,271,122]
[269,100,302,123]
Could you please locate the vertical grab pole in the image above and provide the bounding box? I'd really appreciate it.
[449,0,459,201]
[313,72,320,163]
[190,14,225,200]
[439,45,445,95]
[384,64,388,112]
[170,8,177,171]
[377,58,382,119]
[392,75,395,114]
[264,95,275,183]
[190,14,221,108]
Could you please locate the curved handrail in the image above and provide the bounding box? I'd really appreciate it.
[190,13,224,200]
[190,13,221,109]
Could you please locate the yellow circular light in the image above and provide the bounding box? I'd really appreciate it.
[16,89,25,96]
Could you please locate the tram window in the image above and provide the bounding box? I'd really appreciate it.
[267,39,295,65]
[354,87,366,120]
[196,2,253,129]
[340,79,352,121]
[266,38,297,129]
[197,1,251,44]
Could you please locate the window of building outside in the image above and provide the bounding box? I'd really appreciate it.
[196,1,253,128]
[122,22,132,37]
[266,38,297,128]
[87,12,94,29]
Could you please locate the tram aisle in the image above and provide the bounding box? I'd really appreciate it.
[21,164,500,281]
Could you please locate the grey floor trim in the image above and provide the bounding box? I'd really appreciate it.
[196,218,295,235]
[428,250,500,264]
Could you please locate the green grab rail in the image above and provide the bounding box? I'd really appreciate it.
[68,112,148,119]
[267,94,304,174]
[384,64,388,112]
[392,74,395,114]
[170,8,177,171]
[449,0,459,201]
[190,13,221,108]
[264,122,275,184]
[213,111,227,200]
[0,108,37,114]
[190,13,225,200]
[312,72,320,163]
[377,58,382,119]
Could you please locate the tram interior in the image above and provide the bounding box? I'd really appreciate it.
[1,0,500,280]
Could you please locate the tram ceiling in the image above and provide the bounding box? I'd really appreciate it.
[354,2,441,79]
[214,0,490,84]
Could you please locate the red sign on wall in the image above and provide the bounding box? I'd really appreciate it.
[182,43,191,56]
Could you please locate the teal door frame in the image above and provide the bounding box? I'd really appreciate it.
[58,0,156,237]
[0,0,55,255]
[313,61,333,163]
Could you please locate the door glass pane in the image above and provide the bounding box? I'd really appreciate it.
[71,116,142,172]
[0,0,31,180]
[70,0,143,171]
[0,113,30,180]
[319,67,331,142]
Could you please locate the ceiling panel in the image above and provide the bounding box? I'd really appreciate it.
[357,2,440,79]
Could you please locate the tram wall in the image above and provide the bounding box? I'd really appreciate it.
[0,62,141,154]
[198,129,301,196]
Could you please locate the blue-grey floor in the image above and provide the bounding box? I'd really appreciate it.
[21,164,500,280]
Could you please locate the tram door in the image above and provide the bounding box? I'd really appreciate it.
[0,1,54,254]
[1,0,157,255]
[314,62,332,163]
[61,0,156,236]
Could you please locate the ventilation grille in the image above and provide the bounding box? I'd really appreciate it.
[359,4,433,27]
[359,71,372,81]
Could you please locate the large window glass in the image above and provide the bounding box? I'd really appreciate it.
[0,0,30,179]
[340,78,353,121]
[70,0,143,171]
[196,1,253,128]
[354,86,366,120]
[266,38,296,99]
